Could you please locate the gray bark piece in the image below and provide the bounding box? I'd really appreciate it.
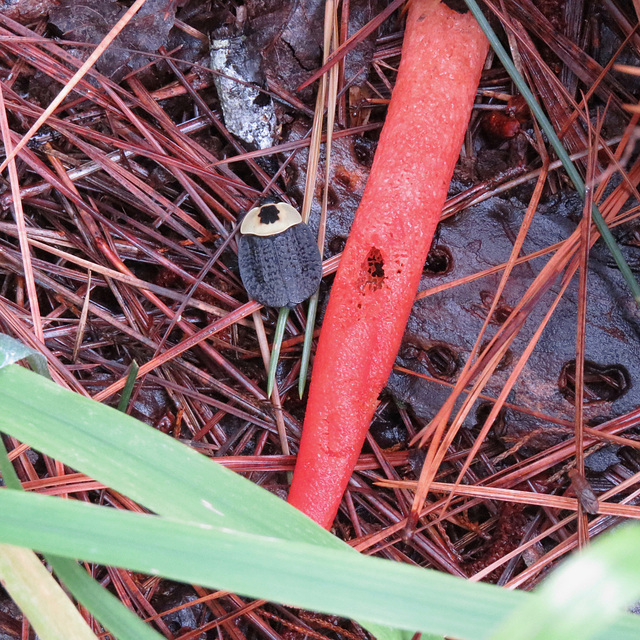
[210,34,277,150]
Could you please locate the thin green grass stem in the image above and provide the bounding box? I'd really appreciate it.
[267,307,289,398]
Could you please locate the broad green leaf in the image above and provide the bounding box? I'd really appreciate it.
[0,490,638,640]
[491,525,640,640]
[0,543,98,640]
[0,364,330,541]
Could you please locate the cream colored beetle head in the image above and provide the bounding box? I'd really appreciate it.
[240,202,302,237]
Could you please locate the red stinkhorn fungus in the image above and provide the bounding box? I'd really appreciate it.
[288,0,489,528]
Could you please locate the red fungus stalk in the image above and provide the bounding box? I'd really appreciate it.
[288,0,489,528]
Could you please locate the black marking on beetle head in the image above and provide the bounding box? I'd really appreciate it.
[258,204,281,225]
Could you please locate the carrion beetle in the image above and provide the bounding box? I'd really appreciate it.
[238,202,323,308]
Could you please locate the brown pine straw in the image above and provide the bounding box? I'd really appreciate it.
[505,475,640,588]
[461,469,640,584]
[407,160,550,529]
[0,0,149,171]
[347,403,640,557]
[297,0,407,92]
[376,478,640,520]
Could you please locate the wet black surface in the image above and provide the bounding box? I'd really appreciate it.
[388,191,640,451]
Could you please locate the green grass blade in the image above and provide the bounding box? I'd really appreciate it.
[117,359,139,412]
[48,556,164,640]
[0,364,401,640]
[298,292,319,397]
[0,490,638,640]
[1,366,639,640]
[490,524,640,640]
[0,364,315,539]
[463,0,640,305]
[267,307,289,398]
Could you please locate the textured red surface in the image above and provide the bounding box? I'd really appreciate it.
[288,0,489,529]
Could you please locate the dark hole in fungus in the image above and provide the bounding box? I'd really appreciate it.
[334,168,358,190]
[558,360,631,404]
[480,290,513,325]
[400,342,460,379]
[360,247,385,291]
[475,402,507,436]
[494,305,513,324]
[327,185,340,209]
[368,254,385,279]
[423,245,453,276]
